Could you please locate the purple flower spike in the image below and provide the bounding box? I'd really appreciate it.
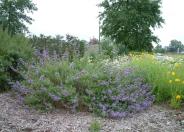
[49,93,61,102]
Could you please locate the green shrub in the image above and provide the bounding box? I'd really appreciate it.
[11,56,154,119]
[29,34,86,61]
[0,28,33,91]
[100,38,117,59]
[20,58,107,111]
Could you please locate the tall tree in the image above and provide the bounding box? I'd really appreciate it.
[154,44,165,53]
[167,40,184,52]
[100,0,164,53]
[0,0,37,36]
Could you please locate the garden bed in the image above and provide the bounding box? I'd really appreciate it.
[0,92,183,132]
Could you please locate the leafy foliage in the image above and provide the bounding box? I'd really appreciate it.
[167,40,184,53]
[0,0,37,35]
[10,56,154,118]
[154,44,165,53]
[0,28,33,91]
[129,53,184,108]
[29,34,86,61]
[100,0,164,52]
[100,38,117,58]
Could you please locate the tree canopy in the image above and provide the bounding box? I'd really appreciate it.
[0,0,37,36]
[154,44,165,53]
[167,40,184,52]
[100,0,164,53]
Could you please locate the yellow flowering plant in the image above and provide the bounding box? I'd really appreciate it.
[130,53,184,109]
[169,80,172,84]
[168,65,183,108]
[176,95,181,101]
[175,78,181,82]
[171,72,176,76]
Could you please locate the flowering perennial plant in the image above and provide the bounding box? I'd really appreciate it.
[10,57,155,119]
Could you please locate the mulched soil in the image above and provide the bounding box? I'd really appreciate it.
[0,92,183,132]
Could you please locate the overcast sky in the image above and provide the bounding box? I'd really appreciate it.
[28,0,184,46]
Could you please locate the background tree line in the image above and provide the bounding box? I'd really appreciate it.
[154,40,184,53]
[29,34,86,61]
[1,0,165,54]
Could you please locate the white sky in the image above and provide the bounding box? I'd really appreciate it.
[28,0,184,46]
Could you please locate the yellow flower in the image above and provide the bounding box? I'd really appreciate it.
[174,63,180,68]
[171,72,176,76]
[175,78,181,82]
[176,95,181,101]
[169,80,172,84]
